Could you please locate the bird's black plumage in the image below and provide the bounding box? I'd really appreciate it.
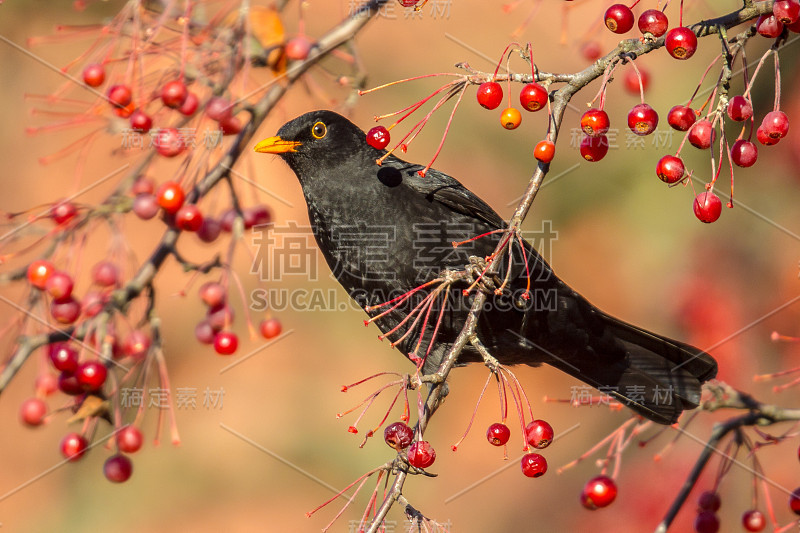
[254,110,717,424]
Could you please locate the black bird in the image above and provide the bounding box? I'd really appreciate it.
[254,110,717,424]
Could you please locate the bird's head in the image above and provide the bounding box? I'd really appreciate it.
[253,110,376,178]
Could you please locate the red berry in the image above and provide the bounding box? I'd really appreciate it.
[520,452,547,477]
[104,454,133,483]
[580,475,618,509]
[107,84,132,108]
[195,321,216,344]
[50,343,79,372]
[525,419,554,449]
[219,115,242,135]
[534,140,555,163]
[123,331,151,359]
[731,139,758,167]
[117,425,144,453]
[133,193,160,220]
[757,14,784,38]
[28,259,55,289]
[154,127,185,158]
[757,125,780,146]
[205,97,233,121]
[580,108,610,137]
[668,105,697,131]
[656,155,686,184]
[688,120,715,149]
[698,491,721,511]
[214,331,239,355]
[60,432,89,461]
[132,177,154,195]
[285,36,312,60]
[486,422,511,446]
[113,102,135,119]
[627,103,659,136]
[384,421,414,450]
[175,204,204,232]
[742,509,766,532]
[500,107,522,129]
[197,217,222,243]
[761,110,790,139]
[161,79,188,108]
[726,96,753,122]
[407,440,436,468]
[259,318,282,339]
[519,83,548,112]
[36,373,59,396]
[156,181,185,213]
[476,81,503,110]
[178,92,199,116]
[207,304,235,331]
[199,282,226,308]
[366,126,390,150]
[693,192,722,223]
[638,9,669,37]
[20,397,47,427]
[788,16,800,31]
[129,110,152,133]
[50,200,78,225]
[45,270,74,300]
[58,371,83,395]
[244,204,271,228]
[76,361,107,391]
[604,4,634,34]
[624,68,649,95]
[694,511,720,533]
[580,134,609,162]
[665,27,698,60]
[92,260,119,287]
[581,41,602,61]
[82,63,105,87]
[774,0,800,23]
[51,297,81,324]
[790,487,800,515]
[82,291,106,318]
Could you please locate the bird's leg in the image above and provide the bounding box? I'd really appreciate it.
[462,255,504,296]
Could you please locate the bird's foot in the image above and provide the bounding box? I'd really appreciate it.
[464,255,503,296]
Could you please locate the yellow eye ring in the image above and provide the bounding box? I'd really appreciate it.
[311,121,327,139]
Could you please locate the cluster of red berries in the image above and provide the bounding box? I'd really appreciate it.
[384,421,436,468]
[603,5,697,60]
[691,490,777,532]
[481,419,554,478]
[82,64,243,157]
[475,80,548,131]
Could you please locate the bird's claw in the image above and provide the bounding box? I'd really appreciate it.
[465,255,503,296]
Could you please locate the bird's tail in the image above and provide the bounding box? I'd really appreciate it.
[548,312,717,425]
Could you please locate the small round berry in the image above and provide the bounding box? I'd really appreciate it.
[205,97,233,121]
[259,318,282,339]
[519,83,548,112]
[756,14,784,38]
[665,27,698,60]
[154,127,185,158]
[76,361,107,391]
[214,331,239,355]
[604,4,635,34]
[580,134,609,162]
[207,304,235,331]
[161,79,188,108]
[731,139,758,168]
[107,84,132,109]
[761,110,790,139]
[51,297,81,324]
[58,371,83,396]
[520,452,547,477]
[285,36,312,60]
[694,510,720,533]
[178,92,199,116]
[525,419,554,449]
[117,425,144,453]
[199,282,226,308]
[384,421,414,450]
[726,96,753,122]
[407,440,436,468]
[104,454,133,483]
[757,125,780,146]
[175,204,204,232]
[82,63,105,87]
[156,181,185,213]
[581,41,602,61]
[244,204,271,228]
[742,509,766,532]
[790,487,800,515]
[580,475,617,509]
[20,397,47,427]
[656,155,685,184]
[774,0,800,24]
[500,107,522,130]
[133,193,160,220]
[195,321,216,345]
[688,120,715,149]
[486,422,511,446]
[627,103,659,136]
[132,177,154,195]
[698,491,721,511]
[534,140,555,163]
[476,81,503,110]
[45,270,74,301]
[219,115,242,135]
[28,259,55,289]
[36,373,59,396]
[693,192,722,223]
[197,217,222,243]
[123,331,151,359]
[60,432,89,461]
[668,105,697,131]
[638,9,669,37]
[49,343,79,372]
[789,17,800,31]
[129,110,153,133]
[82,291,106,318]
[113,102,135,119]
[92,260,119,287]
[624,68,649,95]
[50,200,78,225]
[580,108,610,137]
[366,126,390,150]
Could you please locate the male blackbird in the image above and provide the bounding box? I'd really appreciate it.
[254,110,717,424]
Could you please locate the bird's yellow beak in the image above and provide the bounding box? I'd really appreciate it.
[253,136,301,154]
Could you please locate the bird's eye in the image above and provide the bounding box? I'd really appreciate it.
[311,121,327,139]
